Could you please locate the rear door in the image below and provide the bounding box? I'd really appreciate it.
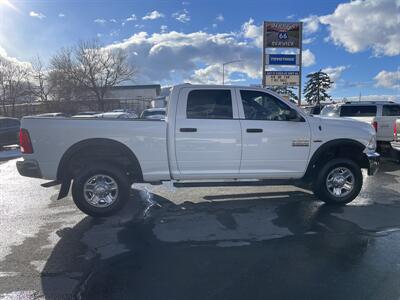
[379,105,400,141]
[174,87,242,179]
[237,89,311,178]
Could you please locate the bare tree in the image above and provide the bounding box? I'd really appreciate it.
[51,40,135,110]
[29,56,55,104]
[0,58,31,116]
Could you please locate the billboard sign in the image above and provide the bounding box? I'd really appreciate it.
[267,54,299,66]
[265,71,300,86]
[265,22,301,48]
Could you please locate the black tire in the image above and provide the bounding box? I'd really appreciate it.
[71,162,130,217]
[313,158,363,205]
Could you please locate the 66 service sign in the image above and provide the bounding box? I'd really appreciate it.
[265,22,301,48]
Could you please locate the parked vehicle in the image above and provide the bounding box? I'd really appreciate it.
[321,101,400,149]
[96,112,138,119]
[0,117,20,147]
[140,108,166,120]
[72,111,100,118]
[36,113,70,118]
[391,119,400,159]
[17,84,379,217]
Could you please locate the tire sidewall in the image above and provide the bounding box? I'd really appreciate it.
[72,163,130,217]
[314,158,362,205]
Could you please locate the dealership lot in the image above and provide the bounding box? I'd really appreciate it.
[0,157,399,299]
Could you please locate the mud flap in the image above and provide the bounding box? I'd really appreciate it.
[57,179,71,200]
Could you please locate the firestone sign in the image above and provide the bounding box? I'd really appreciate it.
[265,22,301,48]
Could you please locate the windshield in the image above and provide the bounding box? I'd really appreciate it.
[320,105,340,117]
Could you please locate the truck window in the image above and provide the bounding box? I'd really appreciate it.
[340,105,377,117]
[186,89,233,119]
[240,90,293,121]
[321,105,340,117]
[382,105,400,116]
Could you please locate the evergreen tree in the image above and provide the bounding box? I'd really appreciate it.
[303,70,333,104]
[268,85,298,103]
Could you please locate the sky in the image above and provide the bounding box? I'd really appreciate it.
[0,0,399,102]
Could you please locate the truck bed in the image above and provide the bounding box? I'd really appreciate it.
[21,117,170,181]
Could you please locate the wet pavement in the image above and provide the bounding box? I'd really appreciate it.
[0,158,399,299]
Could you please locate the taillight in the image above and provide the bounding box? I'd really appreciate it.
[372,121,378,132]
[19,128,33,154]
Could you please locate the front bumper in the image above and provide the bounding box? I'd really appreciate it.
[16,159,43,178]
[366,152,380,176]
[391,141,400,152]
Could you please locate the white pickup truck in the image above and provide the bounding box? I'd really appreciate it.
[17,84,380,217]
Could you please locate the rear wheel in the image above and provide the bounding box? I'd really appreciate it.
[71,162,130,217]
[313,158,362,205]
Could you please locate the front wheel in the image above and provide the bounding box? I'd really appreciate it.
[313,158,363,205]
[71,162,130,217]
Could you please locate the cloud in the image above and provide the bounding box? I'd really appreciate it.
[94,18,107,24]
[106,29,262,85]
[29,11,45,19]
[320,0,400,56]
[109,19,117,23]
[241,18,263,47]
[122,14,137,26]
[142,11,164,20]
[126,14,137,22]
[302,49,316,67]
[58,13,65,18]
[322,65,348,83]
[216,14,224,22]
[300,15,320,34]
[160,25,168,33]
[303,37,315,45]
[172,9,190,23]
[0,46,32,69]
[374,70,400,89]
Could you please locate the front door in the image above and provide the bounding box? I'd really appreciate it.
[237,89,311,179]
[174,88,242,179]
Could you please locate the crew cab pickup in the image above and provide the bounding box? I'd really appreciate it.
[17,84,380,217]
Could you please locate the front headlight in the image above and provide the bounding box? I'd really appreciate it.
[366,135,377,152]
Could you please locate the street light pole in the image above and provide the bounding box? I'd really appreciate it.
[222,60,242,85]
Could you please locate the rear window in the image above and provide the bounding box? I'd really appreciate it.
[382,105,400,116]
[340,105,377,117]
[186,89,233,119]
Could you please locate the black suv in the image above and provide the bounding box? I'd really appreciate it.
[0,117,20,147]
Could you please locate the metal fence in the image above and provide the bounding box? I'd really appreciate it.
[0,98,153,118]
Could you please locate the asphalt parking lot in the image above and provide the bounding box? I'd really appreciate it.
[0,157,399,299]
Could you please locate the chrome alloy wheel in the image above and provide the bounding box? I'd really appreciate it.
[326,167,355,198]
[83,174,119,207]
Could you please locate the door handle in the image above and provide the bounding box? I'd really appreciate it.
[180,128,197,132]
[246,128,263,133]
